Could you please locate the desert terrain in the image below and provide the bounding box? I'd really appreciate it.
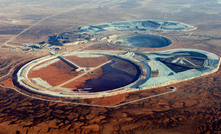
[0,0,221,133]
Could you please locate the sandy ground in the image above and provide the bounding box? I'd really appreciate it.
[0,0,221,133]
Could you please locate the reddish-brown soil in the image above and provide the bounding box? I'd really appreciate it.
[0,49,220,133]
[28,65,73,86]
[0,78,14,87]
[28,55,125,89]
[1,1,221,133]
[1,67,221,133]
[65,55,108,67]
[0,33,220,134]
[28,59,88,87]
[92,94,126,106]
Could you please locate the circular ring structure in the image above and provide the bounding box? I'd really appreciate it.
[16,51,145,99]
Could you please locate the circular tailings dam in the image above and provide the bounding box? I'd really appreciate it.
[15,52,142,99]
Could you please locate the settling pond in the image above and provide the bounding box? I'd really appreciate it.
[112,34,172,48]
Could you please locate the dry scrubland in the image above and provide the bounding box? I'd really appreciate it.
[0,0,221,133]
[0,70,221,133]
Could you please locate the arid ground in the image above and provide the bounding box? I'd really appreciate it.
[0,0,221,133]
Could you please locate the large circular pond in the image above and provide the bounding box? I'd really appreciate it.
[111,34,172,48]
